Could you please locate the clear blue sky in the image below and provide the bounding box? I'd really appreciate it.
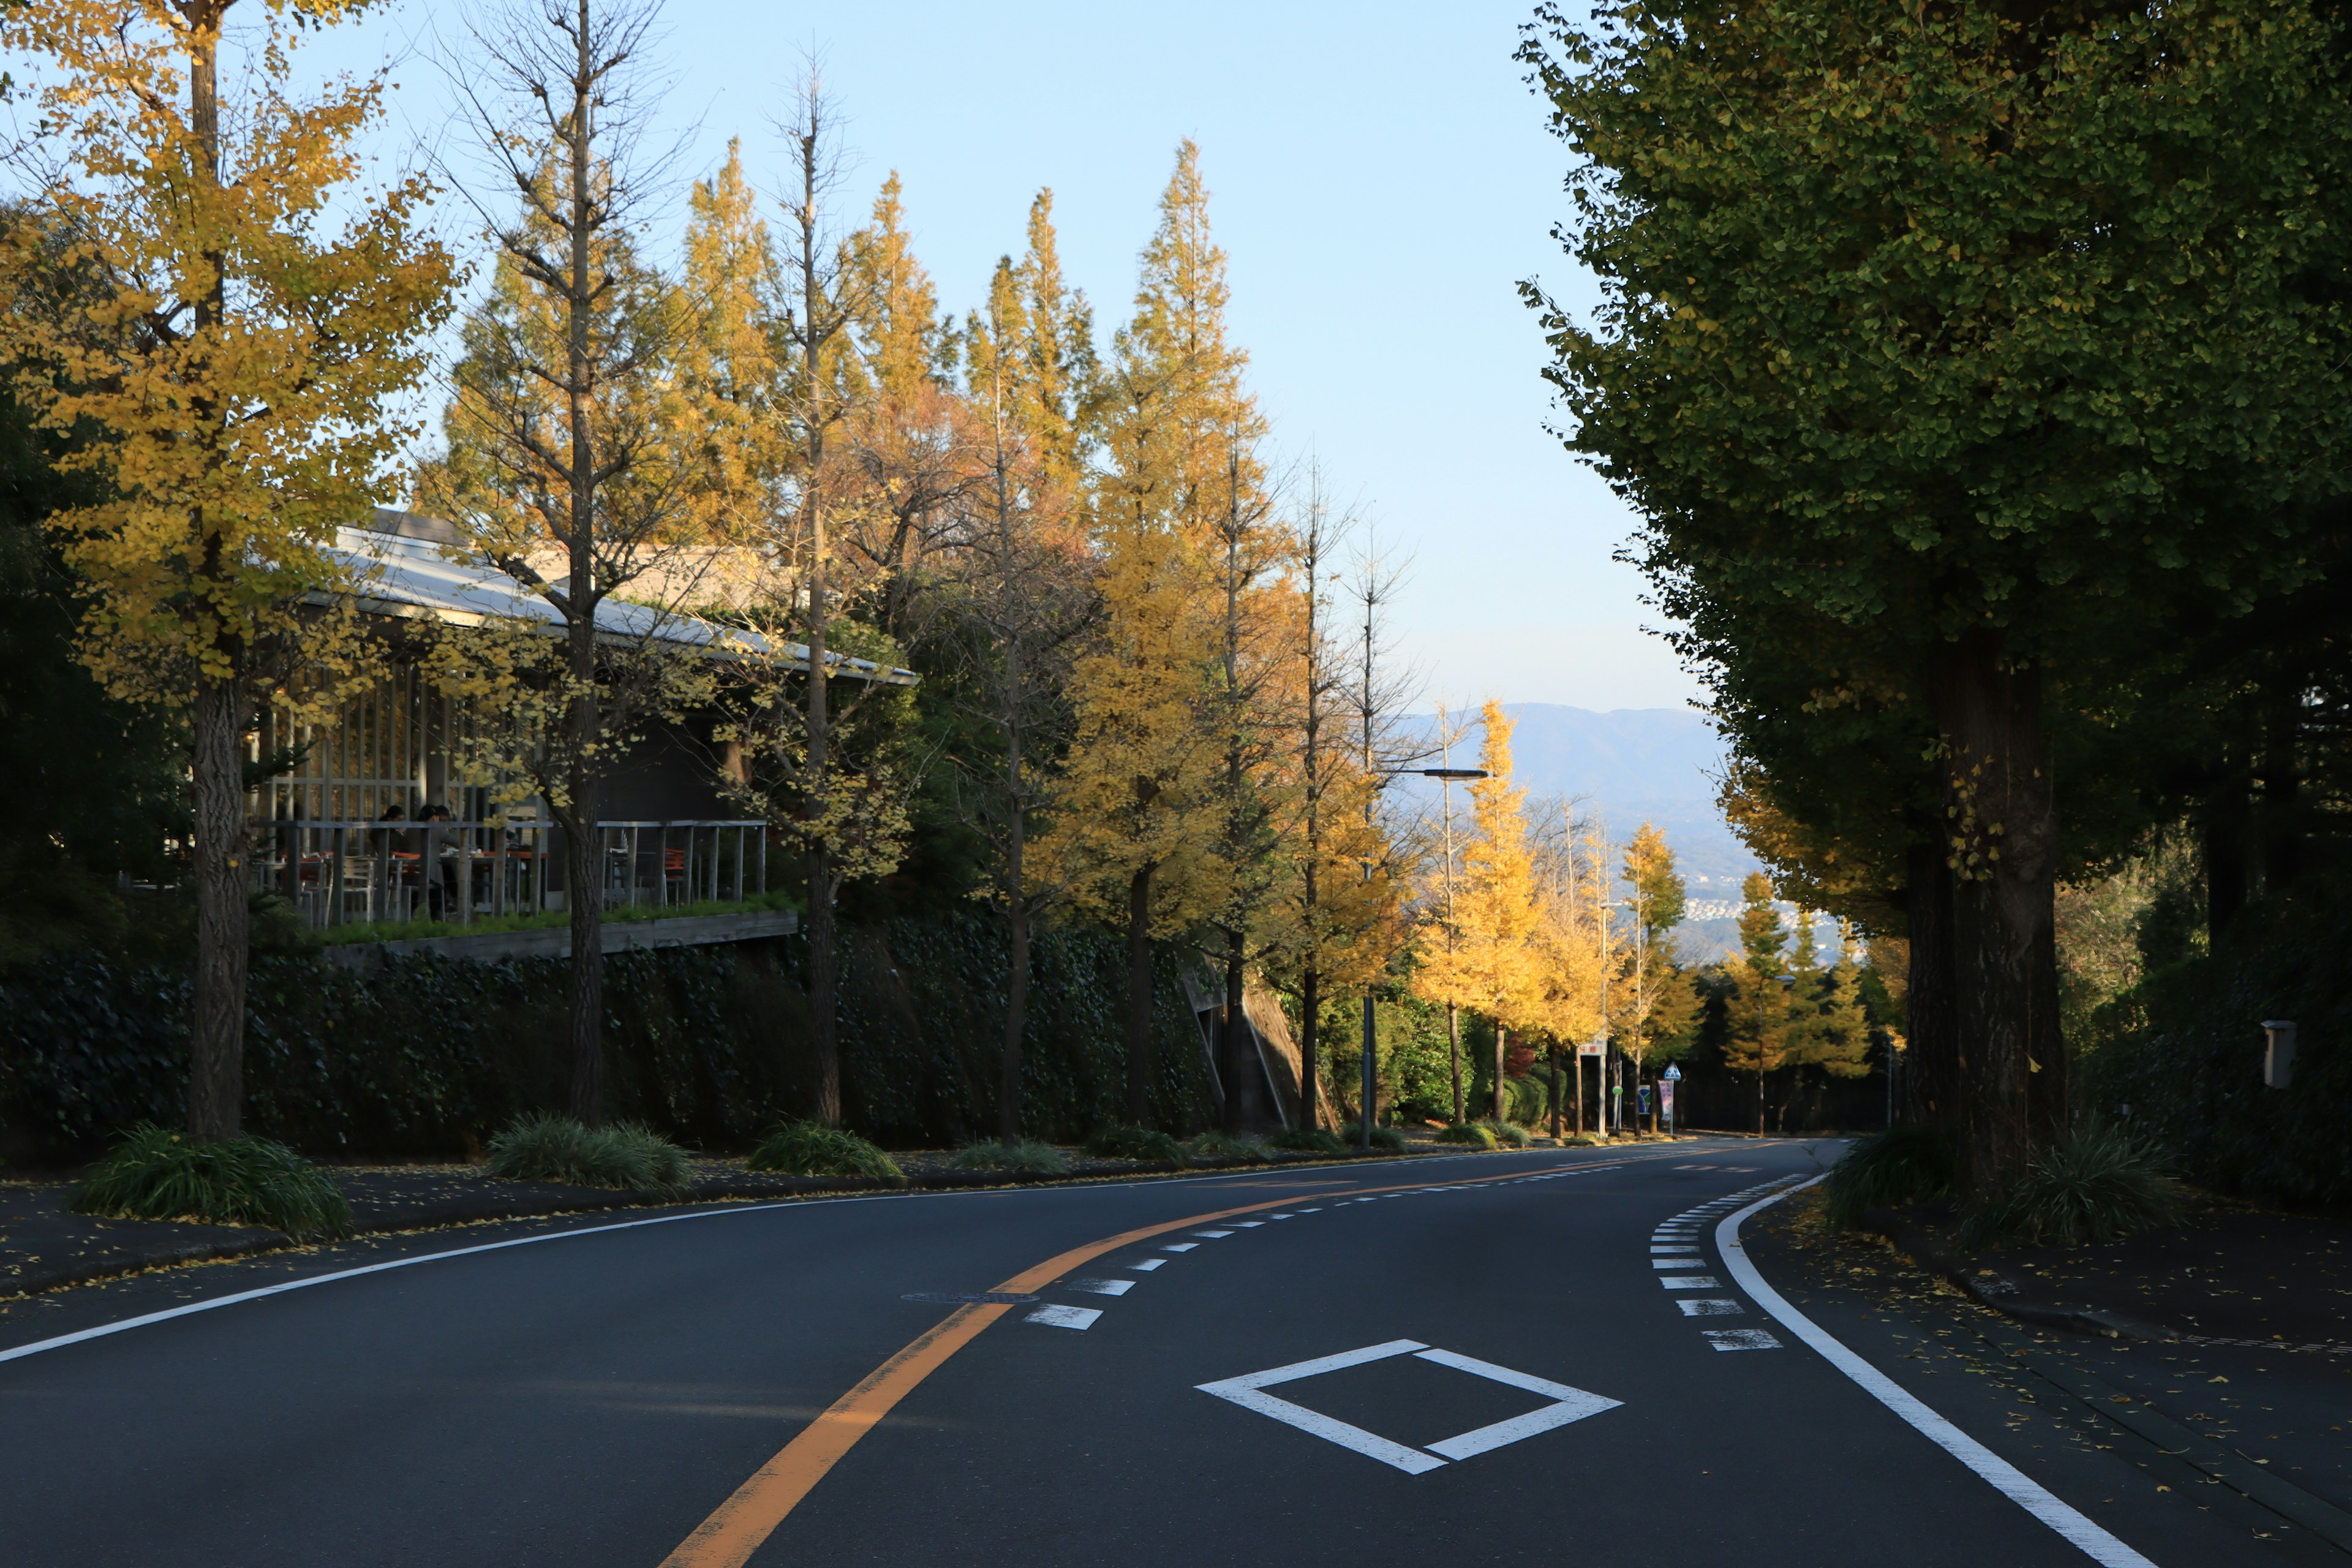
[310,0,1700,712]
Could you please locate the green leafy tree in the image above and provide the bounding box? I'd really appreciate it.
[1525,0,2352,1198]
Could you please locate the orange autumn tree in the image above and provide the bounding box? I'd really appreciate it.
[0,0,453,1139]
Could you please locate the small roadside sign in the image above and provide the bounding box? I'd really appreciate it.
[1578,1041,1604,1057]
[1662,1065,1682,1080]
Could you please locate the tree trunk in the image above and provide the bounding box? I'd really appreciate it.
[1125,865,1154,1125]
[1220,929,1248,1136]
[187,673,249,1140]
[1548,1048,1564,1139]
[562,795,604,1126]
[809,844,839,1126]
[1446,1003,1463,1123]
[1901,835,1960,1132]
[1000,898,1028,1142]
[1932,633,2064,1203]
[1299,962,1320,1133]
[1492,1028,1507,1123]
[2203,774,2250,943]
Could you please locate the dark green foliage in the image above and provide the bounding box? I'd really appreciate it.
[69,1124,352,1239]
[747,1121,902,1180]
[1434,1122,1498,1149]
[1504,1074,1548,1128]
[1820,1127,1958,1229]
[951,1138,1069,1175]
[1188,1129,1269,1163]
[1359,1125,1408,1153]
[1267,1127,1348,1156]
[1960,1122,2185,1248]
[2086,883,2352,1209]
[0,383,187,969]
[1084,1123,1188,1163]
[485,1113,690,1195]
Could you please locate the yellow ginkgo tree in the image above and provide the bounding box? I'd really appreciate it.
[1416,699,1546,1123]
[0,0,453,1139]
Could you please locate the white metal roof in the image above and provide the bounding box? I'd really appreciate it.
[320,519,917,686]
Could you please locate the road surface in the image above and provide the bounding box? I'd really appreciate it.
[0,1137,2293,1566]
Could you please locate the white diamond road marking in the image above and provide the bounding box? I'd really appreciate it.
[1662,1276,1722,1289]
[1704,1329,1781,1351]
[1196,1340,1620,1474]
[1070,1278,1133,1296]
[1129,1259,1166,1272]
[1027,1305,1101,1330]
[1679,1299,1745,1317]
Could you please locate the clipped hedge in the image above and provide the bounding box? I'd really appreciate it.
[0,909,1218,1164]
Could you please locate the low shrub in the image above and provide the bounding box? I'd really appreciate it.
[69,1125,353,1240]
[1267,1127,1349,1156]
[1479,1119,1531,1148]
[1962,1121,2188,1248]
[748,1121,903,1180]
[1820,1127,1958,1229]
[1360,1125,1408,1153]
[485,1112,692,1196]
[1434,1122,1498,1149]
[1084,1123,1188,1164]
[951,1138,1071,1175]
[1188,1129,1270,1163]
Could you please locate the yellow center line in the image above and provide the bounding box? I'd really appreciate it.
[657,1145,1717,1568]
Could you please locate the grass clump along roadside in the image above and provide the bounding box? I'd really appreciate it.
[748,1122,902,1180]
[1434,1122,1498,1149]
[485,1113,692,1196]
[1083,1124,1188,1163]
[1961,1121,2188,1248]
[70,1125,353,1240]
[1267,1127,1348,1156]
[1188,1129,1270,1163]
[951,1139,1071,1175]
[1820,1127,1958,1229]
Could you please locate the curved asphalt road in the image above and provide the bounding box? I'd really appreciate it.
[0,1137,2274,1566]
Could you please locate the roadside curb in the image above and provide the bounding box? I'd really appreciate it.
[2,1146,1441,1304]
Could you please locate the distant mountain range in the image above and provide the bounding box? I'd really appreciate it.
[1395,703,1765,961]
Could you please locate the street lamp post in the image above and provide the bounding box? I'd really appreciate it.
[1360,764,1488,1150]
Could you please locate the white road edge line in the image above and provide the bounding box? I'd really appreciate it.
[1719,1177,2160,1568]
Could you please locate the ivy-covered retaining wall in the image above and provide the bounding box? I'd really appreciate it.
[0,911,1216,1165]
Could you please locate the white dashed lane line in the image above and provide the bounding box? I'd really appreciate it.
[1022,1152,1691,1332]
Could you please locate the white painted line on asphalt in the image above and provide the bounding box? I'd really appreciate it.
[1197,1340,1620,1474]
[1161,1243,1199,1253]
[1662,1276,1722,1289]
[1129,1259,1167,1271]
[1719,1179,2161,1568]
[1703,1329,1781,1351]
[1071,1278,1134,1296]
[1193,1231,1234,1238]
[1651,1246,1700,1254]
[1678,1299,1745,1317]
[1026,1305,1102,1330]
[1653,1259,1706,1269]
[1231,1221,1265,1227]
[1197,1340,1447,1474]
[1295,1207,1323,1213]
[1412,1349,1622,1459]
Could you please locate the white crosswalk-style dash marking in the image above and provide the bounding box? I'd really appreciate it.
[1702,1328,1780,1351]
[1027,1305,1103,1330]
